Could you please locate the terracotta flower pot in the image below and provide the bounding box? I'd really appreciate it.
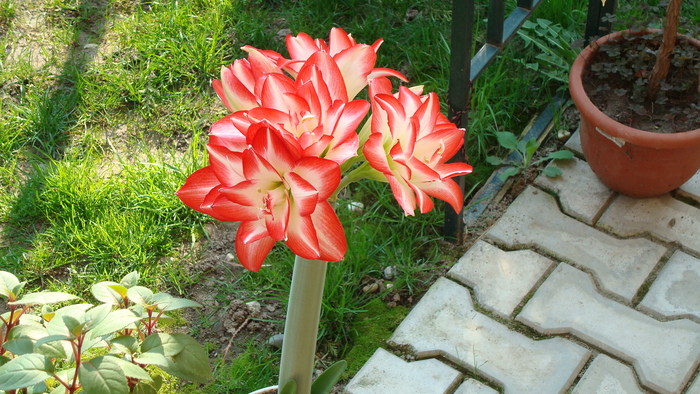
[569,30,700,197]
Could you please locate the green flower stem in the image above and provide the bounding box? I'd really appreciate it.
[333,162,383,200]
[278,255,328,394]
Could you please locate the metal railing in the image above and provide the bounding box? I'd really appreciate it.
[444,0,617,241]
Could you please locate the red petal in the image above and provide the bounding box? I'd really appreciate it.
[287,32,320,60]
[304,51,348,103]
[419,178,464,214]
[212,79,232,111]
[413,93,440,139]
[374,94,409,140]
[363,133,392,174]
[328,27,353,55]
[286,171,319,216]
[207,144,245,186]
[334,45,375,99]
[436,162,473,178]
[387,175,416,216]
[311,201,347,262]
[369,77,393,98]
[220,180,264,207]
[220,64,257,111]
[248,126,298,173]
[209,194,259,222]
[408,182,435,214]
[261,73,296,111]
[368,67,408,82]
[285,210,320,259]
[176,167,221,212]
[235,223,276,271]
[292,157,341,200]
[209,115,248,152]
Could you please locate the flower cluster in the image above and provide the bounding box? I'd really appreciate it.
[177,28,472,271]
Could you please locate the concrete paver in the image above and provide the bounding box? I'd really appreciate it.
[640,250,700,320]
[598,194,700,255]
[678,171,700,203]
[571,354,645,394]
[534,157,614,224]
[447,240,553,318]
[688,375,700,394]
[344,348,461,394]
[454,379,499,394]
[518,263,700,393]
[389,277,590,394]
[487,186,666,301]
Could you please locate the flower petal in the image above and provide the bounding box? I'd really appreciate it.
[235,222,276,271]
[207,144,245,186]
[363,133,392,175]
[387,175,416,216]
[333,45,375,99]
[286,171,319,216]
[176,166,220,212]
[285,211,321,259]
[311,201,347,262]
[418,178,465,214]
[291,157,341,200]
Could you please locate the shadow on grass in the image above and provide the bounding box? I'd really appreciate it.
[1,0,109,274]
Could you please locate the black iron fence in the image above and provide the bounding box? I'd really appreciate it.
[444,0,618,240]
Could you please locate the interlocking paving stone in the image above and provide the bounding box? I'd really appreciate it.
[564,129,583,155]
[454,379,499,394]
[640,250,700,320]
[389,277,590,394]
[598,194,700,255]
[344,348,461,394]
[679,171,700,203]
[571,354,645,394]
[487,186,665,301]
[448,240,553,318]
[688,375,700,394]
[518,263,700,393]
[534,157,614,224]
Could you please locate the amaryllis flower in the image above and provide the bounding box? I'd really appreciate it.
[283,27,406,99]
[363,86,473,216]
[176,124,347,271]
[211,53,370,165]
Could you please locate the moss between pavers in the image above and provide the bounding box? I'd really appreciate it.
[343,298,409,379]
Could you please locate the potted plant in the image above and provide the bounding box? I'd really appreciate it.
[568,0,700,197]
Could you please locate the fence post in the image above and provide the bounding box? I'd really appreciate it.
[444,0,475,241]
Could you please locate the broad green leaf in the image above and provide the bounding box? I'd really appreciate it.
[49,384,68,394]
[35,335,71,348]
[133,352,171,368]
[91,282,126,305]
[111,357,152,382]
[498,167,520,181]
[524,138,539,163]
[158,297,202,312]
[79,355,129,394]
[25,381,48,394]
[0,271,20,300]
[89,309,141,338]
[140,333,186,357]
[132,375,163,394]
[543,166,564,178]
[547,150,574,160]
[6,325,67,358]
[280,380,297,394]
[167,335,211,383]
[3,337,34,355]
[485,156,503,166]
[311,360,347,394]
[0,356,9,367]
[127,286,154,306]
[46,304,92,336]
[120,272,140,288]
[85,303,112,331]
[10,292,78,306]
[494,131,518,150]
[62,315,84,337]
[110,335,139,354]
[0,354,53,390]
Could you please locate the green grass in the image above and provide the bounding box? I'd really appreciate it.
[3,0,671,391]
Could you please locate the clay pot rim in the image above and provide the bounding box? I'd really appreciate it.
[569,29,700,149]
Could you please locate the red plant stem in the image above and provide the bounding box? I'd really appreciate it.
[0,306,17,355]
[69,335,85,393]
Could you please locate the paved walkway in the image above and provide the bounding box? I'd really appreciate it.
[345,132,700,394]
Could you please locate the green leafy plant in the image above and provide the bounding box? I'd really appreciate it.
[0,271,211,393]
[486,131,574,181]
[518,18,582,84]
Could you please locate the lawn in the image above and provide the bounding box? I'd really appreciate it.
[0,0,618,391]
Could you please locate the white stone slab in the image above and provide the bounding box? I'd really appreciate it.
[640,250,700,320]
[345,348,461,394]
[448,240,553,318]
[571,354,645,394]
[454,379,499,394]
[564,129,583,155]
[678,171,700,203]
[518,263,700,394]
[687,374,700,394]
[390,277,590,394]
[598,194,700,255]
[487,186,666,301]
[534,157,614,224]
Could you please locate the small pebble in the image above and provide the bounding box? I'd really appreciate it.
[557,129,571,140]
[268,333,284,349]
[386,283,393,290]
[246,301,261,315]
[226,253,235,261]
[265,304,276,313]
[383,266,396,280]
[347,201,364,213]
[362,282,379,294]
